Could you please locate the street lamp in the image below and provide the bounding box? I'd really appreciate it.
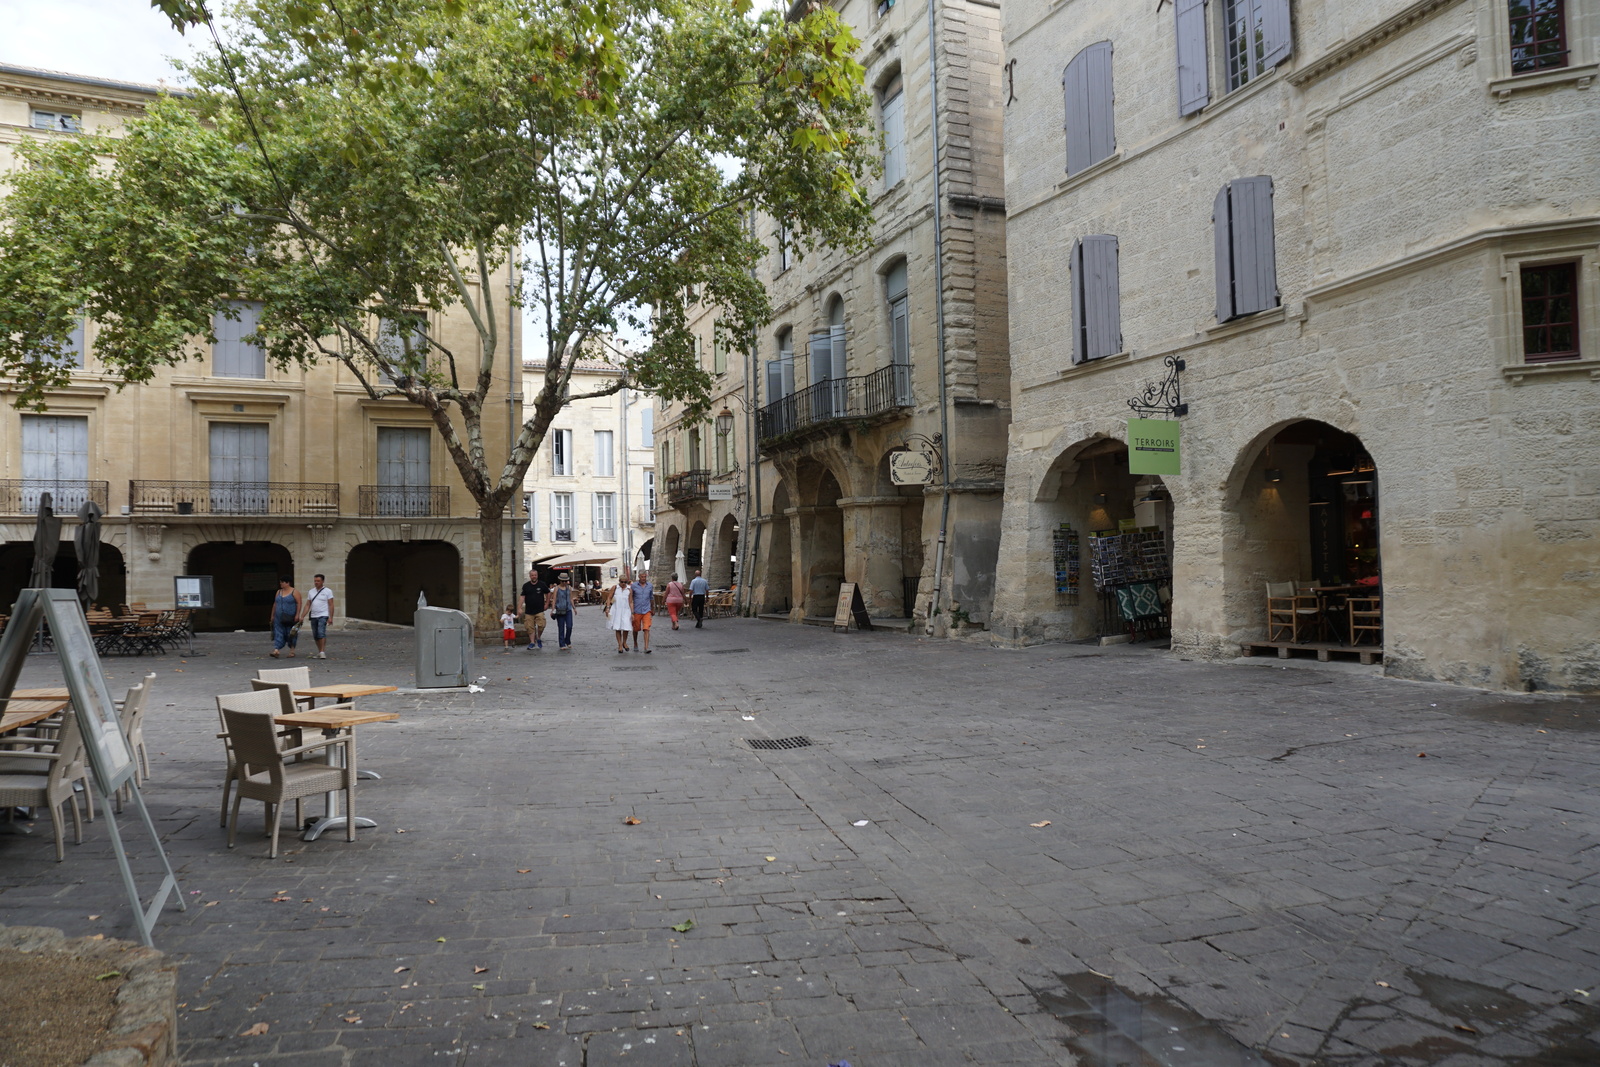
[716,407,735,440]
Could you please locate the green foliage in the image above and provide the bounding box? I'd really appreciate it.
[2,0,878,601]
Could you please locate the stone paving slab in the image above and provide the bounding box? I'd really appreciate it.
[1,617,1597,1065]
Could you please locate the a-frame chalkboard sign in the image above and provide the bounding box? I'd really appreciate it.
[832,583,874,633]
[0,589,184,946]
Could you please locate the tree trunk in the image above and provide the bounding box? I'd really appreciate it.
[476,502,511,635]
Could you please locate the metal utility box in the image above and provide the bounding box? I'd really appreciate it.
[415,606,472,688]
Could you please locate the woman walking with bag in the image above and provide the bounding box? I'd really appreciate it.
[268,576,303,658]
[605,575,633,652]
[664,576,686,630]
[550,574,577,651]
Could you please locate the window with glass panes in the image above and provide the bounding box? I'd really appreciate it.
[1509,0,1568,73]
[552,492,574,540]
[1521,263,1580,363]
[551,428,573,475]
[594,493,617,540]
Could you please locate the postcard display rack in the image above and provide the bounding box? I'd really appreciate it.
[1088,527,1172,634]
[0,589,184,945]
[1052,524,1081,602]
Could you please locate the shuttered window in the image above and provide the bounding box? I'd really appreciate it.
[1063,41,1115,176]
[594,493,617,542]
[639,407,654,448]
[208,422,270,513]
[1222,0,1293,91]
[524,493,537,541]
[213,301,266,378]
[881,73,906,188]
[21,415,90,511]
[376,426,432,516]
[1070,236,1122,363]
[1214,177,1279,322]
[594,430,614,477]
[1175,0,1211,116]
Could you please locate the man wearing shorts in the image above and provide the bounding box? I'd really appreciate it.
[629,574,655,653]
[300,573,335,659]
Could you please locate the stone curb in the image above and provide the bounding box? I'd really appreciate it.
[0,923,178,1067]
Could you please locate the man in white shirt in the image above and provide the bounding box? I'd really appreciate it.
[689,569,709,628]
[300,573,336,658]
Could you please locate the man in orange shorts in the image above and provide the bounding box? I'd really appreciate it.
[629,573,655,653]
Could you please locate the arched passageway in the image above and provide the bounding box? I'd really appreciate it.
[686,521,707,573]
[346,540,461,623]
[1227,420,1381,651]
[188,541,293,631]
[762,483,794,615]
[0,541,126,613]
[660,525,682,581]
[799,469,845,617]
[708,514,738,589]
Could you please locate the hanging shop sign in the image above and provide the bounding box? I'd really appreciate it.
[708,484,734,501]
[890,450,936,486]
[1127,418,1181,476]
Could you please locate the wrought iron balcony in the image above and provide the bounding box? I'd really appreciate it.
[129,480,340,516]
[0,479,109,515]
[758,363,911,445]
[666,469,711,507]
[358,485,450,517]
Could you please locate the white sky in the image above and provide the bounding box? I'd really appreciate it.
[0,1,193,87]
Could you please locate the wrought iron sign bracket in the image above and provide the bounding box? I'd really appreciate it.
[1127,356,1188,418]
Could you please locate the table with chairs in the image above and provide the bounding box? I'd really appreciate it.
[1262,579,1383,661]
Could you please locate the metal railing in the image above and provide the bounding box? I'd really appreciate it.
[358,484,450,517]
[129,480,340,516]
[0,479,109,514]
[758,363,911,442]
[666,469,711,507]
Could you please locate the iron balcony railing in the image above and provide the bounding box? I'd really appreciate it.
[758,363,911,443]
[666,469,711,507]
[358,484,450,517]
[129,480,340,516]
[0,479,110,514]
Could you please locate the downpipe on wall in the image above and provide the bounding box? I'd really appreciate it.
[925,0,953,635]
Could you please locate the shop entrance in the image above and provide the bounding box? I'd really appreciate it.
[346,540,461,623]
[189,541,293,631]
[1231,421,1382,660]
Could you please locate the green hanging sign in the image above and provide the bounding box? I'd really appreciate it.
[1128,418,1181,476]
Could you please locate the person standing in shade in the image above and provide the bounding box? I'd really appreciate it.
[520,568,548,649]
[298,573,335,659]
[689,569,709,628]
[605,574,633,653]
[664,575,686,630]
[269,576,303,658]
[550,574,577,651]
[629,574,655,653]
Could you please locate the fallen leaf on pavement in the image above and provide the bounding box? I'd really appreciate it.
[472,983,486,991]
[765,856,777,862]
[670,919,695,933]
[395,967,410,973]
[517,869,531,874]
[1030,821,1051,828]
[95,971,121,981]
[624,816,642,825]
[474,966,489,974]
[1454,1024,1477,1034]
[436,937,447,943]
[241,1023,269,1036]
[1376,981,1390,988]
[342,1014,362,1024]
[204,901,219,907]
[87,915,100,920]
[531,1023,550,1030]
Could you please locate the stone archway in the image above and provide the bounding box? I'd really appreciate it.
[659,524,682,581]
[1223,420,1380,650]
[799,469,846,617]
[686,520,707,575]
[346,539,462,623]
[708,513,738,589]
[188,541,294,631]
[0,541,126,614]
[761,482,794,615]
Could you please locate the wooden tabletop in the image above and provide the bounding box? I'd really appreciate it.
[293,684,399,699]
[275,708,400,730]
[0,698,71,735]
[12,688,71,700]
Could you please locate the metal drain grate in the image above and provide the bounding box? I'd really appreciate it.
[708,648,750,655]
[746,736,812,750]
[614,666,657,671]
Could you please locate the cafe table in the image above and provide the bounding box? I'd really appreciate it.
[292,685,399,780]
[273,706,400,841]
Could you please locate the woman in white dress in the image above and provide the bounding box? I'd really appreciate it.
[605,576,633,652]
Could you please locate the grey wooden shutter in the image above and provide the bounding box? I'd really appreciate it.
[1229,176,1278,316]
[1214,183,1235,321]
[1260,0,1293,69]
[1070,239,1087,364]
[1064,43,1116,176]
[1175,0,1210,117]
[1083,235,1121,360]
[1084,42,1115,168]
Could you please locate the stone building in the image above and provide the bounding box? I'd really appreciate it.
[650,0,1012,629]
[521,352,656,579]
[990,0,1600,691]
[0,63,524,630]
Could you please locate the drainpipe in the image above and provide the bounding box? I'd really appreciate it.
[619,381,631,575]
[741,210,762,617]
[506,247,520,604]
[924,0,953,634]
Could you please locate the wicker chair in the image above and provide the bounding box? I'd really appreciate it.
[0,708,89,860]
[256,666,317,711]
[221,702,355,858]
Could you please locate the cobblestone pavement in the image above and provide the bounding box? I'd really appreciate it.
[2,616,1598,1066]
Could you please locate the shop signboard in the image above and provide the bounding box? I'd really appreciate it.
[890,450,935,486]
[708,484,734,501]
[1127,418,1181,476]
[832,582,874,632]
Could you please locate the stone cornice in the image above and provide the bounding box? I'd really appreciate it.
[1287,0,1466,88]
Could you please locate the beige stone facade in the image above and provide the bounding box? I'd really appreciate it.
[991,0,1600,691]
[652,0,1012,629]
[0,64,524,630]
[520,355,656,579]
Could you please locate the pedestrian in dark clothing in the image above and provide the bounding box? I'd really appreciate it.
[550,574,577,650]
[689,569,709,628]
[520,569,549,649]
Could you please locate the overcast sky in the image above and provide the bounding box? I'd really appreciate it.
[0,1,192,87]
